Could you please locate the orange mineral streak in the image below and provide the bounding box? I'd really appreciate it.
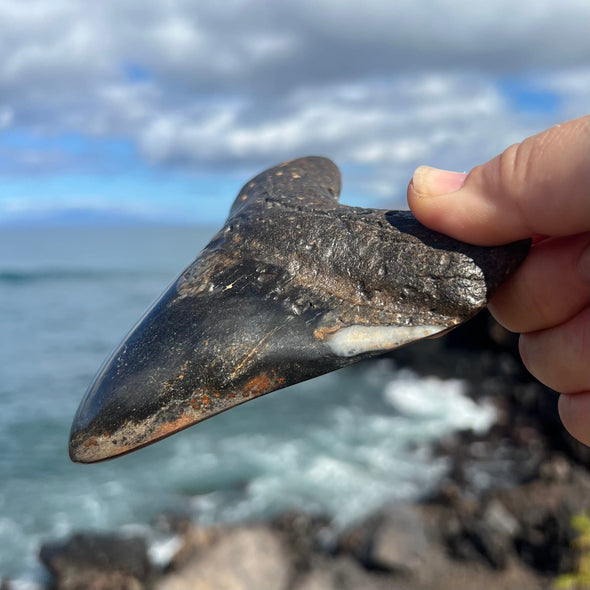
[76,372,290,462]
[96,409,204,461]
[313,325,341,340]
[241,373,285,399]
[147,411,199,441]
[139,376,283,444]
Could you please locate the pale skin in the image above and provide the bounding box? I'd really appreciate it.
[408,115,590,447]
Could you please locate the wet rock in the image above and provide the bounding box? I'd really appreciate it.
[495,469,590,575]
[455,518,511,569]
[292,556,411,590]
[482,499,519,539]
[272,511,334,572]
[155,524,291,590]
[538,454,573,483]
[368,505,429,572]
[464,499,519,568]
[425,460,590,578]
[154,516,221,572]
[336,512,380,564]
[337,503,448,582]
[333,499,550,590]
[39,532,153,590]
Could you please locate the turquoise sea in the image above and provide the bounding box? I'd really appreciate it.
[0,225,495,585]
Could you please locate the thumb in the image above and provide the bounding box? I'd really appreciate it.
[407,116,590,246]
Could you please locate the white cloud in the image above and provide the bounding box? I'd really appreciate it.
[0,106,13,129]
[0,0,587,208]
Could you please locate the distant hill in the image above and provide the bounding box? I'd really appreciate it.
[0,207,198,227]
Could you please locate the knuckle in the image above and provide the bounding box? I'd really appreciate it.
[497,141,534,202]
[490,139,540,235]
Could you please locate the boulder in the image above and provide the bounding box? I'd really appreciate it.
[292,556,413,590]
[155,524,291,590]
[369,505,429,572]
[494,472,590,574]
[272,511,333,571]
[429,463,590,576]
[39,532,153,590]
[337,503,435,578]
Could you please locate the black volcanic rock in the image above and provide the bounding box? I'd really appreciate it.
[39,532,154,590]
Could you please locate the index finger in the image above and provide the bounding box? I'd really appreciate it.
[407,116,590,246]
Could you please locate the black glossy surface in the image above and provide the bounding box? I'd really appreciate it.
[69,157,530,462]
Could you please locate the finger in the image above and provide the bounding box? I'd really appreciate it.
[558,393,590,447]
[408,116,590,245]
[489,233,590,333]
[519,307,590,394]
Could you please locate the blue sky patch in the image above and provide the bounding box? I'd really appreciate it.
[123,62,152,83]
[498,78,561,114]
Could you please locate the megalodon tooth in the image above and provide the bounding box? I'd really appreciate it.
[69,156,529,463]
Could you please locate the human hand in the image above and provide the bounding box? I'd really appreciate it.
[407,116,590,447]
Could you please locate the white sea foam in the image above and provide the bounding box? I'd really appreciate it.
[9,581,45,590]
[159,365,495,529]
[384,368,496,434]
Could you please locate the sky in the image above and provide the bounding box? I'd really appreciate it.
[0,0,588,225]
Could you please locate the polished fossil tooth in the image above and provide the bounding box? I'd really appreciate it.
[69,156,529,463]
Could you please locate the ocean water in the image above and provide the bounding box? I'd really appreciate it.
[0,225,495,583]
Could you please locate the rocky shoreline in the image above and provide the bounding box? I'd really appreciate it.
[35,460,590,590]
[8,313,590,590]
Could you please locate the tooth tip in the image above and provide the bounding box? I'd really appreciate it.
[68,421,122,464]
[68,434,105,464]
